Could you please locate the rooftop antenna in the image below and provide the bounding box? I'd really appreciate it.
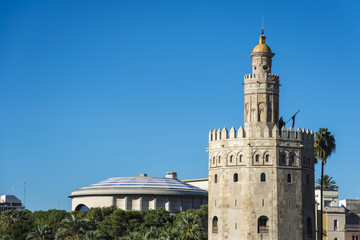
[24,182,26,207]
[261,15,264,35]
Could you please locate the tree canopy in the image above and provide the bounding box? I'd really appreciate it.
[0,205,208,240]
[315,174,339,191]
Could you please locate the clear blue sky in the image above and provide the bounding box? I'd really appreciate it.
[1,0,359,211]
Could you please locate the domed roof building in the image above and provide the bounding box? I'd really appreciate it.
[69,172,208,214]
[252,30,273,54]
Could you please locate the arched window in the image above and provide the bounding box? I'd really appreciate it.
[230,155,233,163]
[218,156,221,163]
[214,174,218,183]
[239,155,243,162]
[334,238,338,240]
[289,154,295,166]
[212,216,218,233]
[307,217,312,236]
[265,154,270,162]
[213,157,215,164]
[261,173,266,182]
[255,154,260,162]
[334,219,338,230]
[258,216,269,233]
[280,154,286,165]
[75,204,89,211]
[233,173,238,182]
[287,174,292,183]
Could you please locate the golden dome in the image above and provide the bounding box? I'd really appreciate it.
[252,35,272,53]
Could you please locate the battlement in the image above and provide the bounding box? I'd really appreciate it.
[244,73,279,81]
[209,126,313,142]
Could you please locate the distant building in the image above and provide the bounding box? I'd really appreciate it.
[69,172,207,214]
[183,178,208,191]
[340,199,360,216]
[0,195,25,213]
[315,190,360,240]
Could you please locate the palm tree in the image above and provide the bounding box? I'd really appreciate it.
[315,175,338,190]
[55,214,88,240]
[176,212,203,240]
[314,128,336,240]
[26,224,52,240]
[118,231,143,240]
[82,230,101,240]
[160,228,180,240]
[144,226,161,240]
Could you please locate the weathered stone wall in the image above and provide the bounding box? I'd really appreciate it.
[208,127,315,240]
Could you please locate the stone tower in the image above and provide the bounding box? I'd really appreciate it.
[208,32,315,240]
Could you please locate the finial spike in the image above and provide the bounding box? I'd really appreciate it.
[261,15,264,35]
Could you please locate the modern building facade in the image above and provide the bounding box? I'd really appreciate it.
[0,195,25,213]
[69,172,207,214]
[207,32,316,240]
[315,190,360,240]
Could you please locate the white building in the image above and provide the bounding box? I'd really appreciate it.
[0,195,25,213]
[69,172,207,214]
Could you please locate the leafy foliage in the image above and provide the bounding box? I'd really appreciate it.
[314,128,336,164]
[55,214,88,240]
[26,224,52,240]
[315,174,339,190]
[0,205,208,240]
[0,210,34,240]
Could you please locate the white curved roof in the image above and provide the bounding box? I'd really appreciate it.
[70,176,208,198]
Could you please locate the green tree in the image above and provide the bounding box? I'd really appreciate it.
[0,210,34,239]
[315,174,339,190]
[82,230,101,240]
[32,209,68,237]
[140,208,170,230]
[175,212,203,240]
[26,224,52,240]
[117,231,143,240]
[159,227,180,240]
[55,214,88,240]
[314,128,336,240]
[143,226,161,240]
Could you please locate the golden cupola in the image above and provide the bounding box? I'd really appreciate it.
[252,30,272,53]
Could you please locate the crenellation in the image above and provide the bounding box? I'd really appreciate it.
[243,73,280,81]
[273,125,280,138]
[229,127,236,139]
[289,127,295,139]
[281,126,287,138]
[209,125,313,145]
[217,128,221,141]
[238,126,245,138]
[296,128,302,140]
[221,127,228,140]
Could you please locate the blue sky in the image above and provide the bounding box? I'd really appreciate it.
[0,0,359,211]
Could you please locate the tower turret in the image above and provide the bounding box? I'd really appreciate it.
[244,31,279,134]
[208,31,315,240]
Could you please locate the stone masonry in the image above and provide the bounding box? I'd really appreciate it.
[208,32,316,240]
